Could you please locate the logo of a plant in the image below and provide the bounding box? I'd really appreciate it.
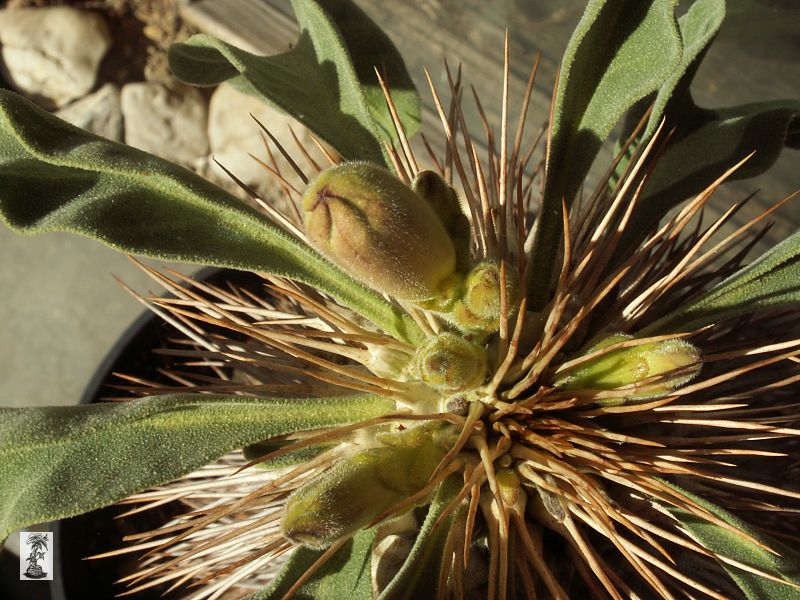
[0,0,799,599]
[22,533,49,579]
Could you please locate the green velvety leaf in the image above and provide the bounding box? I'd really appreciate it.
[646,227,800,333]
[378,475,463,600]
[664,483,800,599]
[625,0,726,143]
[619,99,800,257]
[0,393,394,541]
[244,439,333,470]
[528,0,683,308]
[0,89,422,343]
[169,0,420,166]
[613,0,724,179]
[253,528,375,600]
[610,0,799,261]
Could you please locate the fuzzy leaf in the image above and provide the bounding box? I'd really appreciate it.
[0,393,394,540]
[378,475,463,599]
[619,99,800,256]
[664,483,800,599]
[623,0,726,143]
[528,0,683,308]
[0,90,422,343]
[169,0,420,166]
[611,0,799,260]
[253,528,375,600]
[646,227,800,333]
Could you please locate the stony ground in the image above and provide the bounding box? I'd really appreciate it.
[0,0,316,202]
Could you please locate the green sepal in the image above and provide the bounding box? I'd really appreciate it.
[0,89,422,343]
[169,0,420,167]
[0,393,394,540]
[663,482,800,600]
[251,528,375,600]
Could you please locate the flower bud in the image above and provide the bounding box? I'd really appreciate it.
[302,162,457,302]
[281,424,449,549]
[411,170,461,228]
[411,171,471,271]
[554,333,702,400]
[452,261,518,332]
[415,332,488,392]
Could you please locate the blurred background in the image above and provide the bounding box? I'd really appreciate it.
[0,0,797,411]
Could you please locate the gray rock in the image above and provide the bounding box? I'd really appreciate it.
[0,7,111,109]
[205,83,326,197]
[56,83,123,142]
[121,82,209,166]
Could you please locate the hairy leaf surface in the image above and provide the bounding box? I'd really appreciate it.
[254,529,375,599]
[529,0,682,307]
[0,393,394,540]
[169,0,420,166]
[647,228,800,332]
[665,483,800,599]
[0,90,422,343]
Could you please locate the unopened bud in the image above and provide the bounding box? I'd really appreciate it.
[554,333,702,399]
[282,424,449,549]
[415,332,487,392]
[452,262,518,332]
[412,170,461,228]
[302,162,456,302]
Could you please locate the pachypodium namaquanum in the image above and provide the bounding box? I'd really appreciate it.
[1,0,800,599]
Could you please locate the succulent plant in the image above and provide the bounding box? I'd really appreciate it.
[1,0,800,599]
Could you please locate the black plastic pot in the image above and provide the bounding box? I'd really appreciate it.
[3,268,258,599]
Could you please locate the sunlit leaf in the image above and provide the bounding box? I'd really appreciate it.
[646,228,800,332]
[528,0,682,308]
[0,89,422,343]
[0,393,394,540]
[169,0,420,167]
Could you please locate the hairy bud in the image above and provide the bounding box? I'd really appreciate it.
[415,332,488,392]
[452,261,518,332]
[302,162,457,302]
[281,424,450,549]
[554,333,702,400]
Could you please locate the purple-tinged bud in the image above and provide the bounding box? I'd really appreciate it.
[302,162,457,302]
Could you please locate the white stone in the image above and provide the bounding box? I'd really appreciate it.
[120,82,209,165]
[205,82,325,198]
[0,7,111,108]
[55,83,123,142]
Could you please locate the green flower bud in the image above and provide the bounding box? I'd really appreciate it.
[554,333,702,399]
[302,162,457,302]
[415,332,488,392]
[412,170,461,228]
[411,170,474,274]
[281,424,450,549]
[451,261,518,332]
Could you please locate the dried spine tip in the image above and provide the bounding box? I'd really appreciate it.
[554,333,702,400]
[302,162,457,302]
[415,332,488,392]
[281,424,451,549]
